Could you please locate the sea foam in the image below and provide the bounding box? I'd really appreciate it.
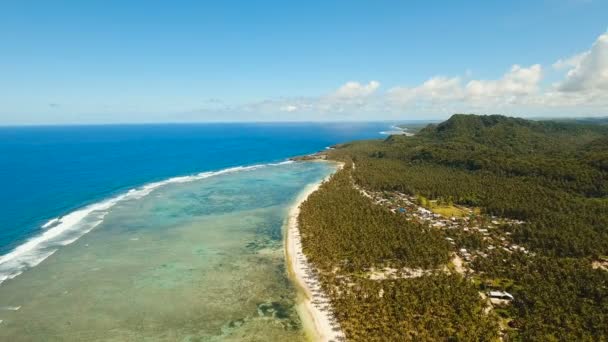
[41,218,60,229]
[0,161,293,285]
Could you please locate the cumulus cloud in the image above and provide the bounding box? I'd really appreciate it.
[246,81,383,117]
[280,104,298,112]
[388,64,542,109]
[466,64,542,98]
[388,77,463,104]
[555,32,608,92]
[227,31,607,119]
[382,29,607,115]
[332,81,380,99]
[553,52,588,70]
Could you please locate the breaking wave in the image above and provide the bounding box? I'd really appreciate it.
[0,160,294,285]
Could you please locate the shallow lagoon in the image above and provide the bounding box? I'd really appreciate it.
[0,161,334,341]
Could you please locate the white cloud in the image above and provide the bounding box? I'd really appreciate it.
[555,32,608,92]
[389,77,463,104]
[553,52,588,70]
[466,64,542,98]
[280,104,298,112]
[228,31,608,120]
[388,64,542,108]
[332,81,380,99]
[273,81,383,115]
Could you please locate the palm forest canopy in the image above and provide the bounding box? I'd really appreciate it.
[298,114,608,341]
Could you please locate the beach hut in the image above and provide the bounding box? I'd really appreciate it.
[489,291,514,301]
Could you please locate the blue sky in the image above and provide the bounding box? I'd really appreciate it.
[1,0,607,124]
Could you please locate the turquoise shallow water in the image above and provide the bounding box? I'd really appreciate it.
[0,161,335,341]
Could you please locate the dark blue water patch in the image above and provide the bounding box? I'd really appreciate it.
[0,122,390,254]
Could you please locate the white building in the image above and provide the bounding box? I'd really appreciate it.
[489,291,514,301]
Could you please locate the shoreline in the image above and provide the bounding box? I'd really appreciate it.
[0,160,295,286]
[284,161,345,342]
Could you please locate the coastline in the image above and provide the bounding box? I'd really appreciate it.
[0,160,333,340]
[0,161,296,286]
[284,161,345,342]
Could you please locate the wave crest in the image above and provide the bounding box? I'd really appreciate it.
[0,160,294,285]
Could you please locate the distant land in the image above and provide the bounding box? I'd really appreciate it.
[551,116,608,125]
[396,115,608,131]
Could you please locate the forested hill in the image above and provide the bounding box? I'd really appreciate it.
[332,114,608,257]
[320,113,608,340]
[410,113,608,154]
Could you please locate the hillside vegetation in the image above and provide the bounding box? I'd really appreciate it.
[299,166,498,341]
[299,114,608,340]
[330,114,608,257]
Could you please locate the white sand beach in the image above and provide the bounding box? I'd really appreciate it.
[285,163,345,342]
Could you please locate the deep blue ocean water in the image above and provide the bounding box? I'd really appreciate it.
[0,122,387,256]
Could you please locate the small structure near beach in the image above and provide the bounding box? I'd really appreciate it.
[489,290,514,305]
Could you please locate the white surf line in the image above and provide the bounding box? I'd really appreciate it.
[41,218,60,229]
[286,162,345,342]
[0,306,21,311]
[0,160,295,286]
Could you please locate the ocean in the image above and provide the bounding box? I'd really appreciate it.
[0,122,386,340]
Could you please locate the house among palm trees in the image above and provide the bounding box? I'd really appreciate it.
[489,290,514,301]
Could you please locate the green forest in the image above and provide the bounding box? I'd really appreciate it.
[298,114,608,341]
